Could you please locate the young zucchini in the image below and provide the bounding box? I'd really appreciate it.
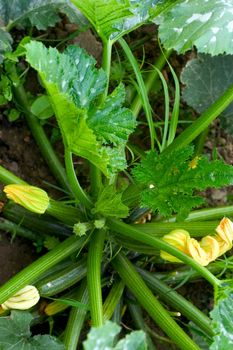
[37,258,87,297]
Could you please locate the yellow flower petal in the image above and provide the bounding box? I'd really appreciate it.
[200,235,220,262]
[160,218,233,266]
[160,229,190,263]
[215,217,233,254]
[4,184,49,214]
[1,285,40,310]
[187,238,210,266]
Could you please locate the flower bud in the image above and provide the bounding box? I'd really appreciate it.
[1,285,40,310]
[4,184,49,214]
[160,229,190,263]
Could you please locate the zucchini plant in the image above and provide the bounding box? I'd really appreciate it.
[0,0,233,349]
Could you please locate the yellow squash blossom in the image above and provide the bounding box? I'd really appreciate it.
[1,285,40,310]
[4,184,49,214]
[160,229,190,263]
[161,217,233,266]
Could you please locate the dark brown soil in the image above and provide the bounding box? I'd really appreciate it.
[0,117,52,284]
[0,234,36,284]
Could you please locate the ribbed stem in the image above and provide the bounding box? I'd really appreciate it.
[132,221,219,238]
[0,165,27,185]
[137,267,214,337]
[48,199,83,225]
[103,279,124,321]
[87,229,106,327]
[0,235,87,304]
[63,280,89,350]
[112,253,200,350]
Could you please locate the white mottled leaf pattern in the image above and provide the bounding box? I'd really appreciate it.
[155,0,233,55]
[0,0,86,30]
[71,0,162,42]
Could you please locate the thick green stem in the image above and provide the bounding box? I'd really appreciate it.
[47,199,83,225]
[13,84,71,194]
[64,149,93,209]
[119,37,156,149]
[0,165,27,185]
[101,39,112,103]
[168,206,233,222]
[87,229,106,327]
[0,235,87,304]
[90,40,112,195]
[137,267,214,337]
[103,278,124,321]
[163,83,233,155]
[112,253,200,350]
[109,219,220,287]
[133,221,219,237]
[63,280,89,350]
[154,261,231,286]
[90,164,102,200]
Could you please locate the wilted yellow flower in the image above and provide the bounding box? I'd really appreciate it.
[4,184,49,214]
[215,217,233,255]
[187,236,219,266]
[1,285,40,310]
[160,217,233,266]
[161,229,190,262]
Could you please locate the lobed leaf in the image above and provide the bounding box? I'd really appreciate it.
[155,0,233,55]
[25,41,136,177]
[210,282,233,350]
[0,0,86,30]
[0,310,65,349]
[181,54,233,135]
[83,320,147,350]
[132,146,233,220]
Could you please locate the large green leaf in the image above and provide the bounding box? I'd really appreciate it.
[210,282,233,350]
[25,41,136,177]
[71,0,164,42]
[0,310,65,349]
[88,84,136,145]
[0,28,12,63]
[83,321,147,350]
[132,145,233,220]
[0,0,86,30]
[155,0,233,55]
[181,54,233,135]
